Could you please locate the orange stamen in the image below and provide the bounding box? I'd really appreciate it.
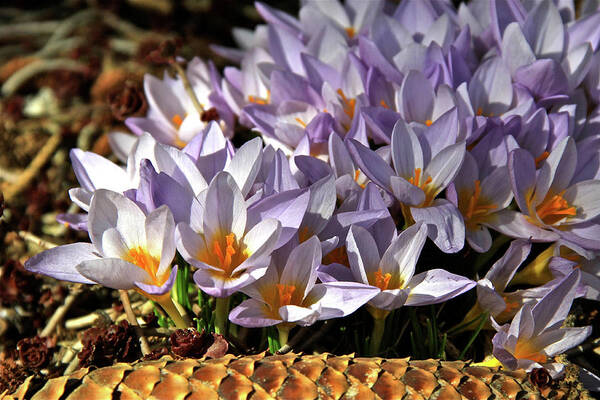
[171,114,184,128]
[345,26,356,39]
[534,151,550,168]
[124,247,161,284]
[336,89,356,120]
[294,117,307,128]
[407,168,435,206]
[323,246,350,267]
[536,190,577,225]
[248,90,271,105]
[514,340,547,364]
[425,119,433,127]
[380,99,390,109]
[212,233,238,275]
[373,269,392,291]
[465,180,497,221]
[276,284,296,307]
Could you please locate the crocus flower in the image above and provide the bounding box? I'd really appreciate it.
[176,171,282,298]
[509,136,600,250]
[490,270,591,378]
[344,222,475,317]
[229,236,379,344]
[457,240,557,331]
[126,57,234,146]
[349,118,467,252]
[25,190,187,328]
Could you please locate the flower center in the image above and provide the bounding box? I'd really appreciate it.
[323,246,350,267]
[199,233,248,279]
[408,168,435,206]
[476,107,494,117]
[124,247,163,285]
[514,339,547,364]
[372,268,393,291]
[463,180,497,225]
[171,114,184,128]
[345,26,356,39]
[276,284,297,308]
[248,90,270,105]
[337,89,356,121]
[535,190,577,225]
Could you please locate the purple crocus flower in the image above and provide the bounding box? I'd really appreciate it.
[349,118,466,252]
[341,222,475,316]
[176,171,282,298]
[229,236,379,344]
[490,270,591,378]
[25,190,187,328]
[509,136,600,250]
[126,57,234,147]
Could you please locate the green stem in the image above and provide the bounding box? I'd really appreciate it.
[157,295,188,329]
[214,297,230,335]
[369,316,387,356]
[458,312,488,360]
[277,324,291,348]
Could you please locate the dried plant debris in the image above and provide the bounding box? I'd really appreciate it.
[77,321,141,368]
[169,328,228,359]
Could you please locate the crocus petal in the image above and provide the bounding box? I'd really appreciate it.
[280,236,321,300]
[563,180,600,224]
[486,239,531,291]
[531,270,581,335]
[76,258,150,289]
[279,305,319,326]
[88,190,146,255]
[25,243,100,284]
[508,149,537,215]
[70,149,130,193]
[390,176,425,206]
[424,141,466,196]
[380,222,427,286]
[347,139,394,191]
[145,205,176,278]
[310,282,380,320]
[247,189,309,248]
[483,210,559,242]
[369,288,409,311]
[225,137,263,197]
[391,119,423,178]
[135,265,177,296]
[203,172,247,242]
[346,225,380,284]
[405,269,476,306]
[229,298,281,327]
[411,199,465,253]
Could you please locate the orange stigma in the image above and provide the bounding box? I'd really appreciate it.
[373,269,392,291]
[425,119,433,127]
[534,151,550,168]
[294,117,307,128]
[345,27,356,39]
[337,89,356,121]
[535,190,577,225]
[248,90,270,105]
[464,180,497,222]
[171,114,184,128]
[124,247,162,285]
[276,284,296,307]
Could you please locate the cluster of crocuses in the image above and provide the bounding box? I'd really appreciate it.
[25,0,600,379]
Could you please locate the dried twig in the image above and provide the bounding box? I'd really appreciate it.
[40,284,83,337]
[3,130,62,202]
[0,20,60,38]
[2,58,87,96]
[17,230,58,249]
[119,290,151,356]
